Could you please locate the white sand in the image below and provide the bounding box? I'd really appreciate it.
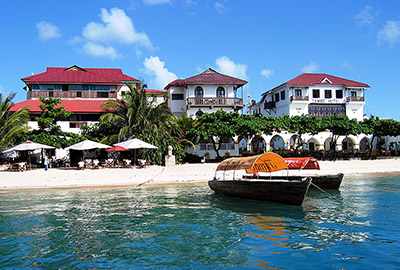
[1,159,400,190]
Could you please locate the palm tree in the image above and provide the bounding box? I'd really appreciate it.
[170,114,200,148]
[0,93,30,150]
[100,83,173,144]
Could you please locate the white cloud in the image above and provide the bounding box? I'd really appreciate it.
[354,6,377,26]
[215,1,230,14]
[378,20,400,48]
[82,8,153,48]
[143,0,171,4]
[340,62,354,70]
[143,56,178,89]
[215,56,248,80]
[83,42,120,59]
[301,61,319,73]
[261,69,274,79]
[183,0,196,6]
[36,21,61,41]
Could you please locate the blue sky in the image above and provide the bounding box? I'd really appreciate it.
[1,0,400,119]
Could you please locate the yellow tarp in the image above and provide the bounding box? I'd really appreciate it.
[216,152,288,174]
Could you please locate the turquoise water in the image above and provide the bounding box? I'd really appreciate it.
[0,176,400,269]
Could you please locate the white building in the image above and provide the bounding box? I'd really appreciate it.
[165,68,247,159]
[165,68,247,118]
[250,73,369,121]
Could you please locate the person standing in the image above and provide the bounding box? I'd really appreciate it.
[44,155,49,171]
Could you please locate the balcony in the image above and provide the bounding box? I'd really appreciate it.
[28,90,117,99]
[290,95,309,102]
[264,101,276,110]
[187,97,244,109]
[346,96,364,102]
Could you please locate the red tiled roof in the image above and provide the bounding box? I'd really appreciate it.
[165,68,247,89]
[21,65,140,84]
[10,99,108,114]
[267,73,370,93]
[145,89,167,94]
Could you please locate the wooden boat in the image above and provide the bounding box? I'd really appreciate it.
[283,157,344,190]
[208,153,311,205]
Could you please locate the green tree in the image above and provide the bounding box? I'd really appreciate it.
[170,114,200,149]
[283,115,324,152]
[361,116,400,156]
[322,115,361,158]
[194,110,240,159]
[100,83,181,164]
[100,83,172,143]
[0,93,30,150]
[36,97,72,133]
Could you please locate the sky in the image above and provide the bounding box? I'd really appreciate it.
[1,0,400,119]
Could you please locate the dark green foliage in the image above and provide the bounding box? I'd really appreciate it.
[0,93,30,150]
[17,130,84,149]
[36,98,72,131]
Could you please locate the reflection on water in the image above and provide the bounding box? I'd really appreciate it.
[0,176,400,269]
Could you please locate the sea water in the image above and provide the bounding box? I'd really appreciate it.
[0,176,400,269]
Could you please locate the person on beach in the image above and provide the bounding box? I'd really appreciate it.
[44,155,49,171]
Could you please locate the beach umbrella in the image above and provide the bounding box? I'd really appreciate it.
[65,140,111,160]
[106,146,130,152]
[115,138,157,165]
[65,140,111,151]
[2,141,55,170]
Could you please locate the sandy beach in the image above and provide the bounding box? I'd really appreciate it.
[1,158,400,190]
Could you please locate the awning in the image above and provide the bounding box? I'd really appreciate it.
[284,157,320,170]
[216,152,288,174]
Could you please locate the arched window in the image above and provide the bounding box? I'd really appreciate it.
[195,86,204,105]
[195,86,204,97]
[216,87,225,97]
[216,86,225,104]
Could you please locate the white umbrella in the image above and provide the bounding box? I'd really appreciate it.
[2,141,55,170]
[2,140,55,152]
[115,138,157,149]
[65,140,111,151]
[65,140,111,160]
[115,138,157,165]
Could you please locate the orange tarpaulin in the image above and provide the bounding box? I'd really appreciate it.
[284,157,320,170]
[216,152,288,174]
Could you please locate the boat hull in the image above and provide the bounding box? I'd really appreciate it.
[208,178,311,205]
[309,173,344,190]
[242,173,344,190]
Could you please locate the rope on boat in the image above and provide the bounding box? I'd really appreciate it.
[136,167,165,187]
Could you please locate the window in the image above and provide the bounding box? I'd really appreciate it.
[336,90,343,99]
[62,85,69,91]
[31,84,40,90]
[295,89,302,96]
[216,87,225,97]
[48,91,54,97]
[97,92,109,98]
[274,93,280,102]
[325,90,332,99]
[77,91,82,98]
[195,86,204,97]
[172,94,184,100]
[312,89,320,98]
[280,91,285,100]
[351,91,357,97]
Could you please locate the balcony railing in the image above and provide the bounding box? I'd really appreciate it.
[290,95,309,102]
[28,91,117,99]
[187,97,243,108]
[346,96,365,102]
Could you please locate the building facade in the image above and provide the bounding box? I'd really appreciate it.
[250,73,369,121]
[165,68,247,159]
[165,68,247,118]
[11,65,166,134]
